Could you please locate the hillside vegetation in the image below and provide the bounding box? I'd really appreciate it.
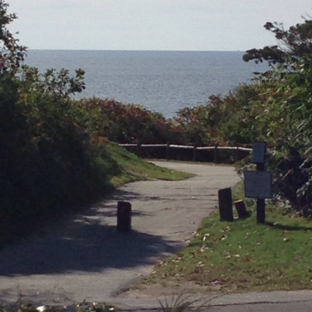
[0,1,192,247]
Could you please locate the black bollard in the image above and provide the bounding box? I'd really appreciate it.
[218,188,233,221]
[117,201,132,231]
[234,200,250,219]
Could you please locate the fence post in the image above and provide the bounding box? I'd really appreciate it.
[192,145,197,162]
[136,142,141,156]
[166,142,170,160]
[214,144,218,163]
[235,145,239,162]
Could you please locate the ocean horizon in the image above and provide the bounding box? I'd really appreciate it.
[24,50,268,118]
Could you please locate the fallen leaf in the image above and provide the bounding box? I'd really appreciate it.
[221,235,227,241]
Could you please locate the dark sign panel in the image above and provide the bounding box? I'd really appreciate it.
[244,171,272,199]
[252,142,267,164]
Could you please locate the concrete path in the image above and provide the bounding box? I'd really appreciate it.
[2,161,312,311]
[0,161,239,305]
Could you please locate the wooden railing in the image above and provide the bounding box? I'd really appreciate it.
[118,143,252,163]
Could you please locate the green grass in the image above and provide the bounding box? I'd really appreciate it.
[105,143,194,187]
[142,181,312,293]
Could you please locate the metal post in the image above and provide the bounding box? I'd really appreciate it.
[256,163,265,224]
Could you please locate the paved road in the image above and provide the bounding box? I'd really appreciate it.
[0,161,239,305]
[1,161,312,311]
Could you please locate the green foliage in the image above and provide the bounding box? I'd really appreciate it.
[171,84,262,146]
[215,85,261,145]
[78,97,184,144]
[252,54,312,212]
[0,0,27,74]
[172,104,216,145]
[19,66,85,101]
[0,1,110,237]
[78,88,262,148]
[243,19,312,66]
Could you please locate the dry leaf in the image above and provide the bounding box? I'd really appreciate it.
[221,235,227,241]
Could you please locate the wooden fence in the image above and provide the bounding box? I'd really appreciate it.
[118,143,252,163]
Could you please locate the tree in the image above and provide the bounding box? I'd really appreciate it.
[0,0,26,74]
[0,0,107,227]
[242,15,312,214]
[243,19,312,67]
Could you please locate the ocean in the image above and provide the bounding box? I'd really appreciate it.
[24,50,268,118]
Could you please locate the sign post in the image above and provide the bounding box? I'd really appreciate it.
[244,142,272,224]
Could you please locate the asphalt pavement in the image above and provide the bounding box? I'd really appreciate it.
[0,161,311,311]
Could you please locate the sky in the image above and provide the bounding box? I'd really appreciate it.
[6,0,312,51]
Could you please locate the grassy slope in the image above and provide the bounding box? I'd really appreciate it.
[143,181,312,293]
[106,143,193,187]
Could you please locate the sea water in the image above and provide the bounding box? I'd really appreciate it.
[24,50,268,118]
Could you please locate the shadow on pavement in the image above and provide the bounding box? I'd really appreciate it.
[0,188,182,277]
[109,188,164,202]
